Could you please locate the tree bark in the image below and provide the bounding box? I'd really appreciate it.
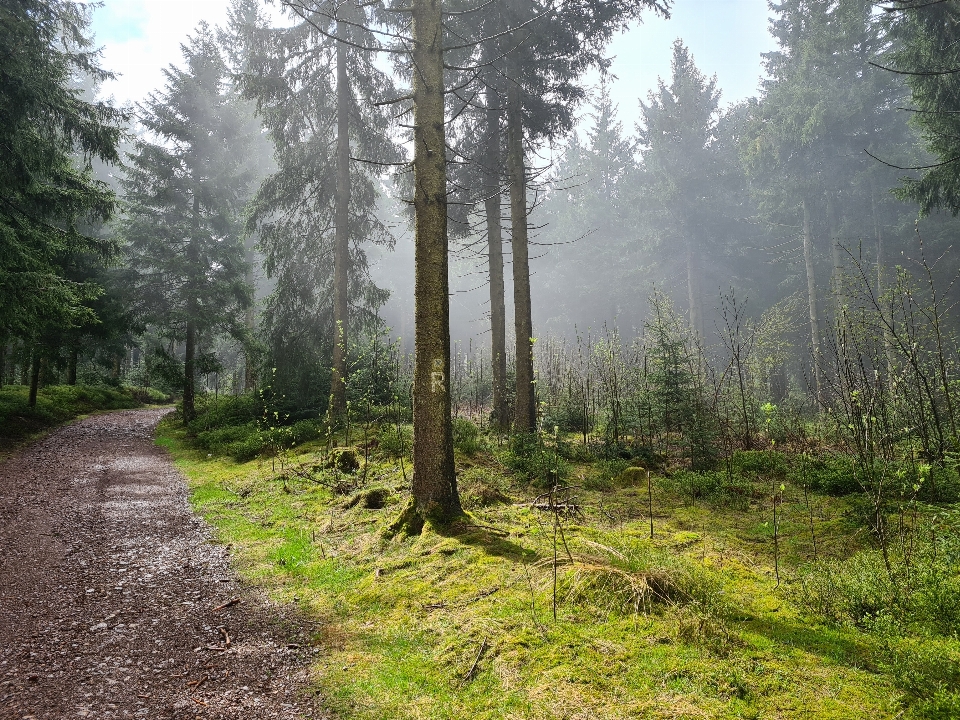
[802,198,822,403]
[330,18,351,419]
[184,319,196,422]
[410,0,460,522]
[827,194,842,304]
[67,345,78,386]
[507,83,536,433]
[28,349,40,408]
[243,232,257,393]
[685,236,703,338]
[483,88,509,431]
[183,192,201,424]
[872,191,896,387]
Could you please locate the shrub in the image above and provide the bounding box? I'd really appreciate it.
[378,425,412,460]
[730,450,788,477]
[188,393,259,434]
[582,458,631,491]
[885,639,960,720]
[452,417,483,455]
[794,520,960,637]
[126,386,171,404]
[500,432,569,486]
[661,470,754,509]
[789,453,859,495]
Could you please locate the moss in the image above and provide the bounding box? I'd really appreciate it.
[159,417,941,720]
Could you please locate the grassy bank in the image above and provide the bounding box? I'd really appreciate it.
[157,409,960,720]
[0,384,168,452]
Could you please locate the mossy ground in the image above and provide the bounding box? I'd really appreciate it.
[158,417,955,720]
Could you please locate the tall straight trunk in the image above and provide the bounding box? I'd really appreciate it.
[872,191,896,386]
[28,349,40,408]
[183,192,201,424]
[184,319,196,422]
[507,83,536,433]
[685,236,703,338]
[330,21,351,419]
[827,194,842,303]
[410,0,460,522]
[19,341,28,386]
[67,345,78,386]
[243,233,257,392]
[483,88,508,431]
[802,198,822,403]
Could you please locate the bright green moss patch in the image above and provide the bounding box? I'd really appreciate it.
[159,415,956,719]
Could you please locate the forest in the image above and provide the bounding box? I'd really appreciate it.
[3,0,960,718]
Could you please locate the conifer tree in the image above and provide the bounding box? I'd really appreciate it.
[123,24,255,422]
[639,40,721,339]
[743,0,907,400]
[0,0,125,348]
[241,0,398,408]
[887,1,960,214]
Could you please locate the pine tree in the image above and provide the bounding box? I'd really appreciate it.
[888,1,960,214]
[123,24,255,423]
[639,40,721,339]
[539,84,639,332]
[241,0,399,409]
[743,0,908,399]
[0,0,125,348]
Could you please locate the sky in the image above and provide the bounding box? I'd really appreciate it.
[89,0,776,126]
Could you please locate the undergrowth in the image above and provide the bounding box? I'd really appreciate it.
[154,397,960,720]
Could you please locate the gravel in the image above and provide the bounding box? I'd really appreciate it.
[0,409,326,720]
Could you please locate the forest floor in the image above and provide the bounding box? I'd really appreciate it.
[156,412,960,720]
[0,409,324,720]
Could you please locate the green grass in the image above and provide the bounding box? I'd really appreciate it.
[159,416,960,720]
[0,384,150,452]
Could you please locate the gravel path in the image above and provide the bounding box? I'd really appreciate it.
[0,409,325,720]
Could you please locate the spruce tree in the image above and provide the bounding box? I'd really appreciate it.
[123,24,255,423]
[887,1,960,214]
[241,0,399,409]
[0,0,125,344]
[639,40,721,339]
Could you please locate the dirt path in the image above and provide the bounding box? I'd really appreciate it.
[0,409,326,720]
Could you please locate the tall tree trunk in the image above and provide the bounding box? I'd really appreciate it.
[0,340,5,391]
[685,236,703,338]
[19,341,28,386]
[243,233,257,393]
[483,88,509,431]
[827,194,842,304]
[184,192,201,424]
[872,191,896,387]
[802,198,822,403]
[330,20,351,419]
[28,349,40,408]
[67,345,78,386]
[507,83,536,433]
[409,0,460,522]
[184,320,196,422]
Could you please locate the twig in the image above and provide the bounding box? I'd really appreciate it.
[186,675,209,689]
[218,627,231,646]
[212,597,241,612]
[460,637,488,686]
